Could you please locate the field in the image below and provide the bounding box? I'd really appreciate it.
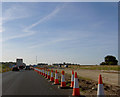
[68,65,119,71]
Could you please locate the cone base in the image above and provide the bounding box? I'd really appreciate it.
[47,76,50,79]
[61,82,66,87]
[54,79,59,85]
[49,80,54,82]
[53,83,60,85]
[70,87,73,89]
[72,88,80,96]
[50,77,54,82]
[58,86,70,89]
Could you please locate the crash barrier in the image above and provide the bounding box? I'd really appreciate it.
[34,68,105,96]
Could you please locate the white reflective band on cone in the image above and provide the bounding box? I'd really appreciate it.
[73,78,79,88]
[55,73,58,79]
[51,72,53,77]
[48,72,50,75]
[71,75,74,81]
[61,75,65,82]
[97,84,104,96]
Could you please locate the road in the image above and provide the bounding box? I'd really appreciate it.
[2,70,73,97]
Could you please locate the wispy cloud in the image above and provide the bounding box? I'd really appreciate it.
[3,4,29,23]
[29,38,71,48]
[2,3,66,43]
[2,31,35,42]
[24,3,66,32]
[0,17,2,33]
[23,3,67,48]
[1,4,32,42]
[0,27,3,33]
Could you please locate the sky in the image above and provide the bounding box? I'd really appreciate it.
[1,2,118,65]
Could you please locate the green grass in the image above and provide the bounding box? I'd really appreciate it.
[0,64,2,73]
[0,64,12,73]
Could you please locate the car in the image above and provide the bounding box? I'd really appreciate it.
[12,67,19,71]
[25,66,31,70]
[19,65,25,70]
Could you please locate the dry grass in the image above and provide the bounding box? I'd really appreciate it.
[68,65,119,71]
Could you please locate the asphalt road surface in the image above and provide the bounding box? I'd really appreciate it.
[2,70,74,97]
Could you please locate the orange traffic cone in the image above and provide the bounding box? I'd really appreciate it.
[38,69,40,74]
[43,69,45,76]
[47,69,50,79]
[45,69,47,78]
[37,69,39,73]
[60,71,66,88]
[70,70,74,88]
[34,68,36,72]
[72,72,80,96]
[36,69,38,73]
[39,69,41,74]
[54,70,59,85]
[50,69,54,82]
[42,69,44,75]
[97,74,104,96]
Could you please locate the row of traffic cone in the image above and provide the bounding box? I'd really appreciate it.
[34,68,104,97]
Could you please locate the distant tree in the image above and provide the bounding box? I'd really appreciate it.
[37,63,48,65]
[100,62,107,65]
[100,55,118,65]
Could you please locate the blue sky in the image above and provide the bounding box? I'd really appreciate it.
[1,2,118,65]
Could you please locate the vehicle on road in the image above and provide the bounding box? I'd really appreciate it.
[19,65,25,70]
[12,66,19,71]
[25,66,34,70]
[25,66,30,70]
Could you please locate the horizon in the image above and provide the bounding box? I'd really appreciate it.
[1,2,118,65]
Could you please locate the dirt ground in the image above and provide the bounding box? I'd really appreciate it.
[52,68,120,96]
